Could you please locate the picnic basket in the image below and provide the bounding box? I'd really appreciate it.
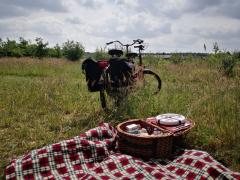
[116,119,173,159]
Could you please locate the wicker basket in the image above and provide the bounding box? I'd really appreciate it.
[116,119,173,159]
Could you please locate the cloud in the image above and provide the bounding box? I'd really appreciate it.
[65,17,83,25]
[90,13,172,40]
[185,0,223,12]
[0,0,67,18]
[193,28,240,40]
[215,1,240,19]
[77,0,103,9]
[0,3,27,18]
[184,0,240,19]
[0,0,240,52]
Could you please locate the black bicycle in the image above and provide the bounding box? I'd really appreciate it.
[82,39,161,109]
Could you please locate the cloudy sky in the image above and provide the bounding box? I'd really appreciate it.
[0,0,239,52]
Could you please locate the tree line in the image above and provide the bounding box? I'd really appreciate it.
[0,37,84,61]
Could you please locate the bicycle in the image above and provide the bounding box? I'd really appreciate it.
[82,39,161,109]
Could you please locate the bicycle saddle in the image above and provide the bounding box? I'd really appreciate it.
[108,49,123,57]
[126,52,138,59]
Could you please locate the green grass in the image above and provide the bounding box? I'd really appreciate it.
[0,57,239,176]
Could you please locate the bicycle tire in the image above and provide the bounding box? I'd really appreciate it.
[143,69,161,94]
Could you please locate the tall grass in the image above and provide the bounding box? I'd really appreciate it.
[0,57,239,176]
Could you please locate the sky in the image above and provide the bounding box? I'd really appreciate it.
[0,0,240,53]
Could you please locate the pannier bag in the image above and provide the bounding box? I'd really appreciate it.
[82,58,104,92]
[107,57,133,87]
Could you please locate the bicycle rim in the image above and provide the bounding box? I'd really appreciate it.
[143,69,161,94]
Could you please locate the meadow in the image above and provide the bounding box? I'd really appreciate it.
[0,56,239,176]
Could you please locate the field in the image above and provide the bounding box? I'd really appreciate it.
[0,57,239,176]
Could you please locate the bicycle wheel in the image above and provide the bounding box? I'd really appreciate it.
[143,69,161,94]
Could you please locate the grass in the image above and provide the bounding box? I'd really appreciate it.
[0,57,239,176]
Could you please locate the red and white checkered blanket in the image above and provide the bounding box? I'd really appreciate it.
[5,123,240,179]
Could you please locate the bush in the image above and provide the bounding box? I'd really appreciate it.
[48,44,62,58]
[35,38,48,59]
[3,39,18,57]
[11,47,23,57]
[143,54,162,66]
[94,48,109,60]
[170,53,183,64]
[0,37,84,59]
[54,44,62,58]
[220,54,236,77]
[62,41,84,61]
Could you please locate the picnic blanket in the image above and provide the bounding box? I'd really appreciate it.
[5,123,240,180]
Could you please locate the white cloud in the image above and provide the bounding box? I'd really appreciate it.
[0,0,239,52]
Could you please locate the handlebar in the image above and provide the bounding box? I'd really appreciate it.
[106,40,124,46]
[106,42,113,45]
[106,39,144,47]
[133,39,144,44]
[134,45,145,50]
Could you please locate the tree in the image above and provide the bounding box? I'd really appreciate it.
[62,40,84,61]
[35,37,48,59]
[3,39,22,57]
[213,42,219,54]
[54,44,62,58]
[19,37,31,57]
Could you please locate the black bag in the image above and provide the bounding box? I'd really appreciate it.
[107,57,133,87]
[82,58,103,92]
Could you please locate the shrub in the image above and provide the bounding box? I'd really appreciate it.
[170,53,183,64]
[48,44,62,58]
[94,48,109,60]
[11,47,23,57]
[3,39,18,57]
[54,44,62,58]
[35,38,48,59]
[143,54,161,66]
[62,41,84,61]
[219,54,236,77]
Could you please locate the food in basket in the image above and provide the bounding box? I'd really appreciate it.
[153,128,161,135]
[126,124,140,131]
[139,128,147,133]
[125,123,170,137]
[127,129,140,134]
